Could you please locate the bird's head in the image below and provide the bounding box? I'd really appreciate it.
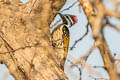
[58,13,77,28]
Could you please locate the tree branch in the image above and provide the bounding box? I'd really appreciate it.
[79,0,120,80]
[70,23,89,50]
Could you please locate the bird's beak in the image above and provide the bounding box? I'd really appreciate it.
[58,13,67,24]
[58,13,64,18]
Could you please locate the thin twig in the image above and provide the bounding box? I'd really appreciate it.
[78,1,81,12]
[60,0,79,13]
[70,23,89,50]
[89,75,109,80]
[106,24,120,32]
[0,43,41,54]
[105,17,120,32]
[93,66,105,68]
[84,42,96,61]
[67,59,82,80]
[71,42,96,67]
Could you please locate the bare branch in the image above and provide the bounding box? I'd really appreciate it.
[71,42,96,67]
[71,58,104,79]
[79,0,120,79]
[105,18,120,32]
[93,66,105,69]
[70,23,89,50]
[104,8,120,19]
[106,24,120,32]
[84,42,96,61]
[0,43,41,54]
[60,0,79,13]
[115,58,120,62]
[89,75,109,80]
[67,59,82,80]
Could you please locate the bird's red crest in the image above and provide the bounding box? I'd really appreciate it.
[72,15,77,24]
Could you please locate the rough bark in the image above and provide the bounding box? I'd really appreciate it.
[0,0,68,80]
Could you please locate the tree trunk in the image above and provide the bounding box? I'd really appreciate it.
[0,0,68,80]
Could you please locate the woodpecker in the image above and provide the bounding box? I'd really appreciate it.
[51,13,77,70]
